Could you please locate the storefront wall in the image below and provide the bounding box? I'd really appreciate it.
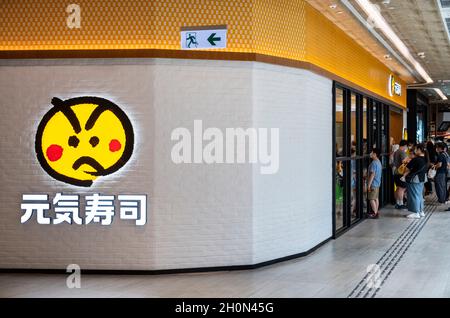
[252,63,332,263]
[0,59,332,270]
[0,0,408,271]
[390,110,404,146]
[0,0,406,109]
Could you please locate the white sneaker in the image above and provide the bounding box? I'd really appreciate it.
[419,211,425,217]
[407,213,421,219]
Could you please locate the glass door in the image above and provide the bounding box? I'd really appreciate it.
[334,85,364,234]
[333,83,392,236]
[362,97,369,216]
[335,86,346,232]
[381,103,390,206]
[350,93,361,224]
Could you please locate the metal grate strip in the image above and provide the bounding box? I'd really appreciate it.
[348,197,437,298]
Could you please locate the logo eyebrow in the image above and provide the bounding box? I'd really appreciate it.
[51,97,82,134]
[85,105,113,131]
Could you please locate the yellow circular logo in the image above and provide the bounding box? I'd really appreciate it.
[35,97,134,187]
[389,74,395,97]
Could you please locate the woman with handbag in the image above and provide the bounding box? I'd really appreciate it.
[401,143,429,219]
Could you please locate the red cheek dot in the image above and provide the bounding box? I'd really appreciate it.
[109,139,122,152]
[46,144,63,162]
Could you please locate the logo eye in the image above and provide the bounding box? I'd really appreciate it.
[89,136,100,147]
[68,135,80,148]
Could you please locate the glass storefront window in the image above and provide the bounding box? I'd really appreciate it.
[336,88,344,157]
[363,98,368,155]
[336,160,344,231]
[334,85,393,235]
[351,94,357,157]
[381,104,387,154]
[363,158,369,215]
[350,159,358,222]
[417,113,424,143]
[372,102,379,151]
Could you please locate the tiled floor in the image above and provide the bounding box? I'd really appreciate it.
[2,196,450,298]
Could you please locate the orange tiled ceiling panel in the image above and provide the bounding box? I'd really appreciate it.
[0,0,406,107]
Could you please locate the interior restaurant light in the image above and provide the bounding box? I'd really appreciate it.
[351,0,434,84]
[435,88,449,101]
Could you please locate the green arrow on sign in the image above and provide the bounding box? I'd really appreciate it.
[207,33,221,46]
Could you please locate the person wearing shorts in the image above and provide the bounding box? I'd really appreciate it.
[368,148,382,219]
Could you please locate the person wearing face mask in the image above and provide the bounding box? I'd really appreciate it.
[406,141,415,156]
[433,143,448,204]
[367,148,382,219]
[401,143,429,219]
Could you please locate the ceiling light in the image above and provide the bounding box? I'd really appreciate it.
[329,4,338,9]
[437,0,450,44]
[435,88,448,101]
[384,54,392,60]
[418,52,426,59]
[352,0,434,84]
[340,0,416,76]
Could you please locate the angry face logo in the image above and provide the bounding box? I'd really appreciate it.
[35,97,134,187]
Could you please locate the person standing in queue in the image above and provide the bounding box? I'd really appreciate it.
[425,140,437,196]
[401,144,429,219]
[406,141,415,156]
[368,148,382,219]
[433,143,448,204]
[393,140,409,210]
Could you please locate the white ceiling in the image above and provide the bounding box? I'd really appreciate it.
[306,0,450,103]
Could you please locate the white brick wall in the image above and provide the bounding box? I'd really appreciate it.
[0,58,332,270]
[252,63,333,263]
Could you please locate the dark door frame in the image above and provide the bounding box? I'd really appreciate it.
[332,81,392,238]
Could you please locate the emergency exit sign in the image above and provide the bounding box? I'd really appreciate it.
[181,25,227,50]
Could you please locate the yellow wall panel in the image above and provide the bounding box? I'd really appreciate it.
[305,4,407,107]
[149,0,254,51]
[0,0,254,52]
[253,0,306,60]
[0,0,407,107]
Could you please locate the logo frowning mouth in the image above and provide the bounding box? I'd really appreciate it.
[72,156,105,175]
[35,96,134,187]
